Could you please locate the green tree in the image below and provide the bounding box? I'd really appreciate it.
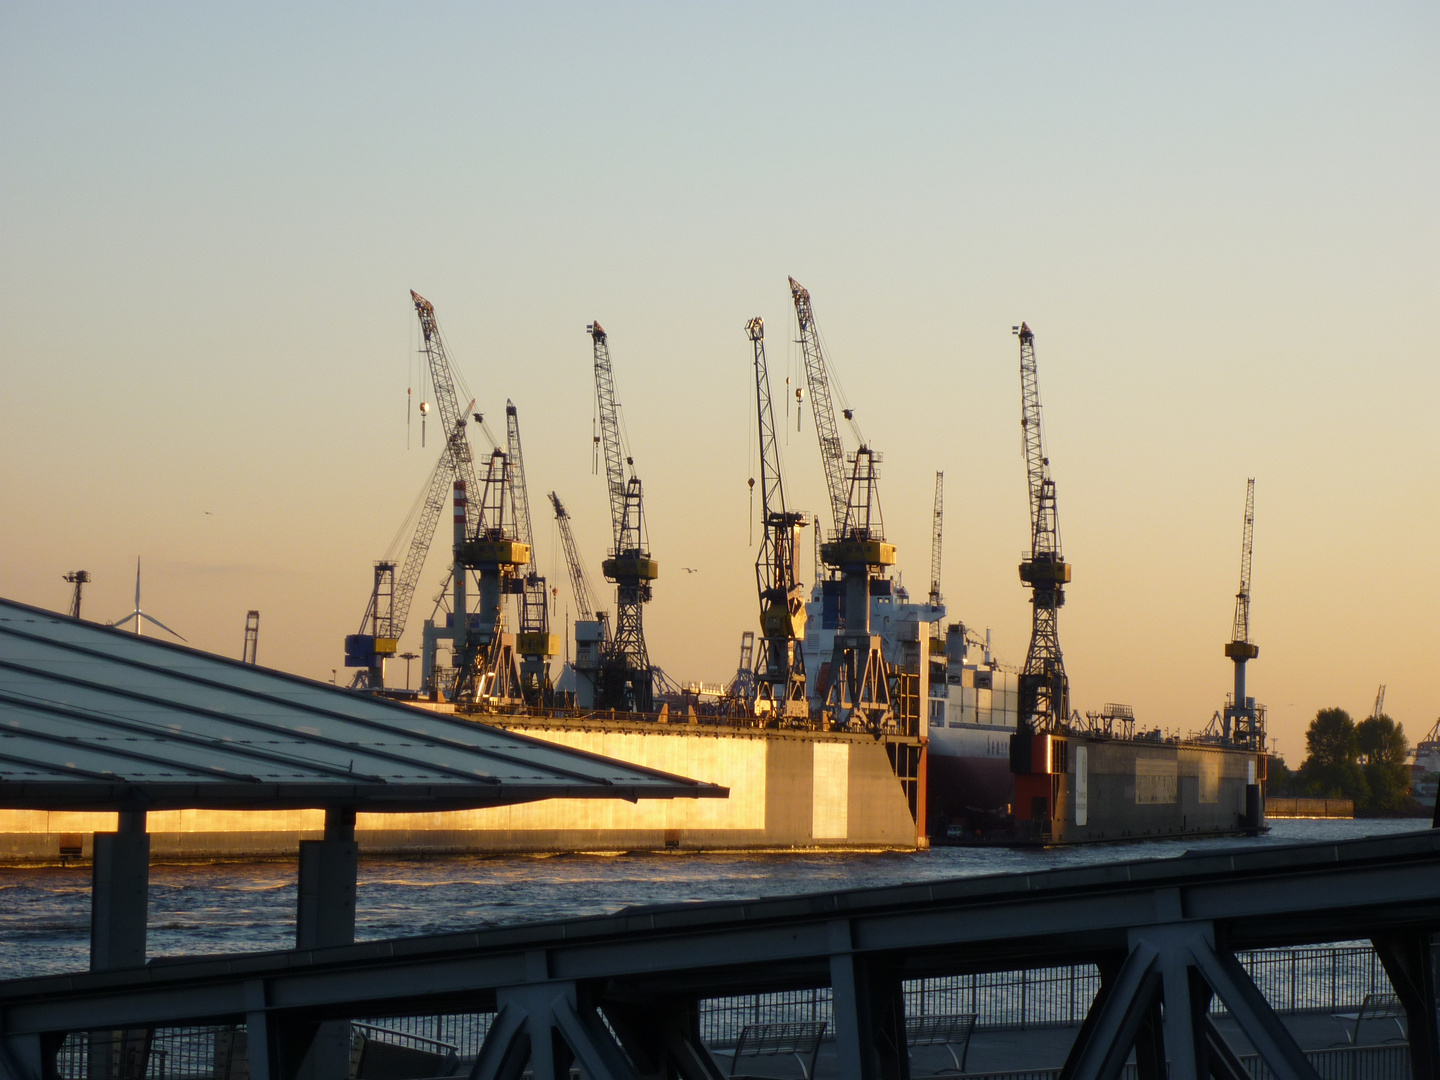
[1356,714,1411,812]
[1265,754,1295,796]
[1300,708,1368,802]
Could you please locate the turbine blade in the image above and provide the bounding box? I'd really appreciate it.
[109,612,138,629]
[135,558,142,608]
[139,612,186,641]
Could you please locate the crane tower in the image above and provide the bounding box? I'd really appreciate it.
[450,445,529,708]
[588,322,657,714]
[506,402,558,705]
[1222,479,1262,747]
[1015,323,1071,734]
[747,316,809,720]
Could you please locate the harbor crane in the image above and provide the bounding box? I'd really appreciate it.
[63,571,89,620]
[790,277,897,733]
[449,446,529,708]
[588,321,658,713]
[549,490,611,709]
[1372,684,1387,721]
[1015,323,1071,734]
[506,402,558,705]
[747,316,809,720]
[1223,478,1262,747]
[346,291,479,690]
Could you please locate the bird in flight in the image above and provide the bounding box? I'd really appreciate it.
[682,567,698,574]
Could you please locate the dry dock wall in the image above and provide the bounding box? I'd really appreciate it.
[1047,738,1260,843]
[0,722,922,861]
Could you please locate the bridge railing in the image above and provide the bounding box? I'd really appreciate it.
[696,945,1398,1045]
[46,945,1407,1074]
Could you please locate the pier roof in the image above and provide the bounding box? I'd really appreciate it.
[0,598,726,811]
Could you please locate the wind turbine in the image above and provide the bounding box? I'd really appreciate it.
[109,558,186,641]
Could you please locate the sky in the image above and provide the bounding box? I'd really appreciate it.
[2,3,1436,763]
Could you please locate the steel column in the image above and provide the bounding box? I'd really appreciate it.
[830,921,909,1080]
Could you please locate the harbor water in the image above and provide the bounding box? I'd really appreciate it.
[0,818,1420,981]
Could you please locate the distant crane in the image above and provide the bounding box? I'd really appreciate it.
[1372,684,1386,721]
[242,611,260,664]
[63,571,90,620]
[1015,323,1070,735]
[589,321,658,713]
[747,316,809,719]
[728,630,757,705]
[790,278,897,733]
[506,401,557,705]
[929,472,944,610]
[1222,479,1262,747]
[346,291,480,691]
[550,490,611,708]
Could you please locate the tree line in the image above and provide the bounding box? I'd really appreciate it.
[1267,708,1416,813]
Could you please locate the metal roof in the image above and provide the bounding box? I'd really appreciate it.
[0,598,727,812]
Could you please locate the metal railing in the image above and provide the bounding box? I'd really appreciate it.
[49,946,1409,1075]
[697,946,1399,1046]
[959,1044,1412,1080]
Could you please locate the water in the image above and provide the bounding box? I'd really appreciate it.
[0,819,1422,981]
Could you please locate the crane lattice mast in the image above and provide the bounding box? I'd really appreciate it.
[549,492,597,624]
[789,277,851,539]
[506,402,556,705]
[1015,323,1071,734]
[1223,479,1261,746]
[748,316,809,718]
[929,472,944,609]
[588,322,657,713]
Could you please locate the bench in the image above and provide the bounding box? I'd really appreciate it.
[1332,993,1407,1046]
[906,1013,978,1074]
[728,1022,828,1080]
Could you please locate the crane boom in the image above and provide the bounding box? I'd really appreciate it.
[929,471,944,608]
[1019,324,1060,560]
[505,401,535,549]
[589,323,630,547]
[410,291,480,512]
[1231,478,1255,645]
[1222,478,1261,746]
[549,491,596,623]
[789,277,851,537]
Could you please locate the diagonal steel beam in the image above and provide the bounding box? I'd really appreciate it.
[1187,935,1320,1080]
[1060,941,1162,1080]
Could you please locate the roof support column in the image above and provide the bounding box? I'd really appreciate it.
[90,810,149,971]
[292,811,358,1080]
[296,808,357,950]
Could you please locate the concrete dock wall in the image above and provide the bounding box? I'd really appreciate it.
[0,722,922,861]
